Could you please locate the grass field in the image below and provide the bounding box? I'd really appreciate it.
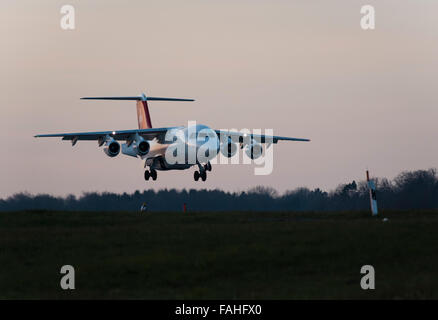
[0,210,437,299]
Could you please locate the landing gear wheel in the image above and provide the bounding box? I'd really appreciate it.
[194,171,200,181]
[144,170,150,181]
[150,169,157,181]
[201,170,207,181]
[206,162,212,172]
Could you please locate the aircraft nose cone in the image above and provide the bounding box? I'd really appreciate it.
[194,127,219,161]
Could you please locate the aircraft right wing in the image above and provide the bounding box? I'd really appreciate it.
[34,127,181,144]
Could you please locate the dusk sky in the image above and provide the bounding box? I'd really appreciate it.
[1,0,438,197]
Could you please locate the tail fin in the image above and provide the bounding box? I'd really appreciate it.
[81,93,194,129]
[136,98,152,129]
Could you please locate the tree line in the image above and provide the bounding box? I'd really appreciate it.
[1,169,437,212]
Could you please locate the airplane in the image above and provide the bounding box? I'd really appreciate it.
[34,93,310,181]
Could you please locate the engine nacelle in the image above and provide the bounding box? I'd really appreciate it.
[220,139,238,158]
[136,139,150,156]
[103,139,120,157]
[122,137,150,158]
[245,142,263,160]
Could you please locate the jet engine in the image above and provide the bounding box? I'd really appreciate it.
[245,142,263,159]
[122,135,150,158]
[220,138,238,158]
[136,140,150,156]
[136,137,150,156]
[103,139,120,157]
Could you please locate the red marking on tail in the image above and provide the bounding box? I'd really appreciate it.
[136,100,152,129]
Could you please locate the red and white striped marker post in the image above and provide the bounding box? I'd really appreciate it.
[366,170,378,216]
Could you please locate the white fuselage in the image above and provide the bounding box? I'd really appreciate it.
[141,124,220,171]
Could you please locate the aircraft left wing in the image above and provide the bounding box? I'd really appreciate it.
[214,130,310,144]
[34,127,180,144]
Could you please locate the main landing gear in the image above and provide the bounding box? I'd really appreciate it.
[194,170,206,182]
[194,162,211,182]
[144,168,157,181]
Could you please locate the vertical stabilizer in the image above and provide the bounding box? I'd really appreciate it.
[137,94,152,129]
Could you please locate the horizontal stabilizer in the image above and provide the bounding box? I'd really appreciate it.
[81,93,194,130]
[81,94,194,102]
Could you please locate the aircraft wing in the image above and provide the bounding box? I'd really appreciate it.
[35,127,310,144]
[214,130,310,144]
[34,127,180,143]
